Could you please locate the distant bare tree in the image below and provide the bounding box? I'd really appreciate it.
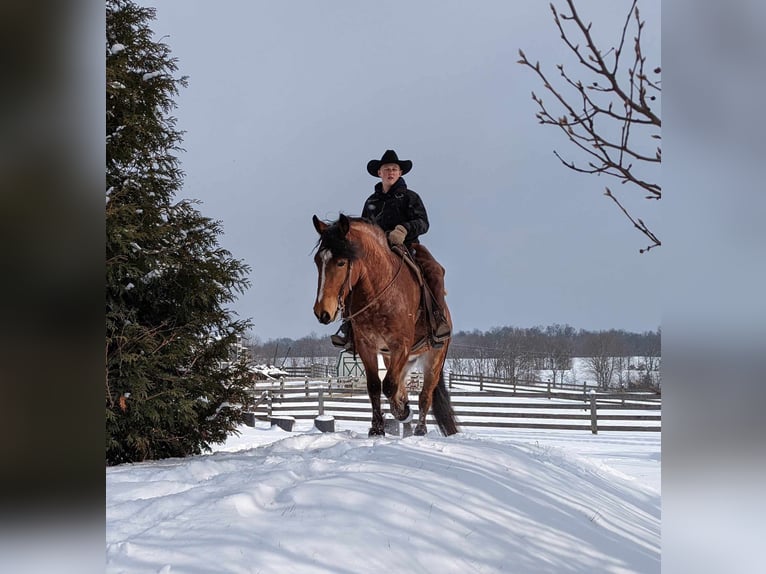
[637,334,661,389]
[496,344,523,382]
[494,328,538,383]
[565,364,579,386]
[446,344,470,375]
[544,324,574,386]
[614,355,633,389]
[548,348,573,387]
[584,331,620,390]
[519,0,661,253]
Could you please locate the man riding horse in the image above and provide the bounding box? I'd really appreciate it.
[332,149,451,352]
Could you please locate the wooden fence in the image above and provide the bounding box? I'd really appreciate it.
[246,375,661,434]
[267,368,660,395]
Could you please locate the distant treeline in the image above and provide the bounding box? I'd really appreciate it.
[450,325,660,358]
[246,324,660,365]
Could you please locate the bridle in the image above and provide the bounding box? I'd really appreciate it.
[336,252,405,323]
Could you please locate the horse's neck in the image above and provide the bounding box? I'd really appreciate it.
[355,254,395,297]
[350,239,399,303]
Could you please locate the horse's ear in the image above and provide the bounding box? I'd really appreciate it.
[312,214,326,235]
[338,214,350,237]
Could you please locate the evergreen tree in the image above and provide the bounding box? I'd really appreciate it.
[106,0,252,465]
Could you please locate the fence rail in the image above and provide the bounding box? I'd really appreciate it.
[448,372,661,395]
[246,378,661,434]
[281,364,336,378]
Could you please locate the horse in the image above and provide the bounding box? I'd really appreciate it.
[312,213,459,437]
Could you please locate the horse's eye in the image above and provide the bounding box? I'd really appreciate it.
[337,260,346,267]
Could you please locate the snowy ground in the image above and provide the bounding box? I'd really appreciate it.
[106,418,660,573]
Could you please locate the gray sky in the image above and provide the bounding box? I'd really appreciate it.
[140,0,661,340]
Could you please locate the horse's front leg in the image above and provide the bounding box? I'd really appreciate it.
[367,377,385,436]
[357,345,385,436]
[381,345,412,423]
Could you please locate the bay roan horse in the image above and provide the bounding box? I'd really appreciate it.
[312,213,459,437]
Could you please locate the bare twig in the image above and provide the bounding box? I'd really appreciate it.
[604,187,661,253]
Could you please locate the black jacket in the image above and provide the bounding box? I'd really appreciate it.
[361,177,429,245]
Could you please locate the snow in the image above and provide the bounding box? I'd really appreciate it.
[251,364,290,379]
[107,413,660,573]
[142,71,164,81]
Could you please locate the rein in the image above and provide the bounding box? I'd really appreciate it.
[339,253,405,322]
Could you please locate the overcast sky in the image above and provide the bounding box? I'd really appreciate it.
[138,0,661,340]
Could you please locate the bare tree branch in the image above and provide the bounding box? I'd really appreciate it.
[519,0,661,252]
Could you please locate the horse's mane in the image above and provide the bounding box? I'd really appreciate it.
[314,214,387,261]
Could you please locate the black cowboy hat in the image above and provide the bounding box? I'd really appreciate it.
[366,149,412,177]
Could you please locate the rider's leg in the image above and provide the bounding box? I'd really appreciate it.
[411,245,451,342]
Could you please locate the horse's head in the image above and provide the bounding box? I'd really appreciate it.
[312,214,360,324]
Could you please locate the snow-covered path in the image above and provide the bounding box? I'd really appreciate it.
[107,424,660,573]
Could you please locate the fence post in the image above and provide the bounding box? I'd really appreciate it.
[547,380,552,399]
[305,376,309,398]
[449,371,453,389]
[267,391,273,419]
[589,390,598,434]
[583,382,587,403]
[318,388,325,416]
[479,373,484,392]
[279,376,284,400]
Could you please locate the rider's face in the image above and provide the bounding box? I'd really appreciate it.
[377,163,401,188]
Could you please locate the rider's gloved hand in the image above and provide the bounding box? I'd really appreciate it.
[387,225,407,246]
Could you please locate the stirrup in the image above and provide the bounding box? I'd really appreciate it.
[432,329,451,343]
[331,324,354,352]
[430,317,451,348]
[410,336,429,353]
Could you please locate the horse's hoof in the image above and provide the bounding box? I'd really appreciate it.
[368,427,385,437]
[396,404,413,423]
[414,424,427,436]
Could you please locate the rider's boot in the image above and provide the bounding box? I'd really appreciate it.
[330,321,355,353]
[429,303,451,348]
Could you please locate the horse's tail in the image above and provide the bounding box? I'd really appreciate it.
[432,369,459,436]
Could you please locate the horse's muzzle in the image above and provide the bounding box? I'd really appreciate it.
[315,309,332,324]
